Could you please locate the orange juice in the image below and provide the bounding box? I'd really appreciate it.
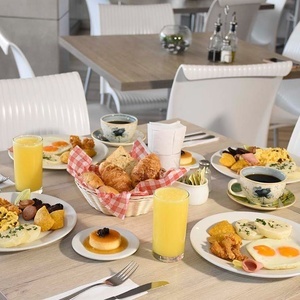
[13,135,43,192]
[152,187,189,262]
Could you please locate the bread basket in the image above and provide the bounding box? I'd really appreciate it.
[75,180,153,217]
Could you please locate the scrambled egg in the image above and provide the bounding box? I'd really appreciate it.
[255,147,293,165]
[0,207,19,232]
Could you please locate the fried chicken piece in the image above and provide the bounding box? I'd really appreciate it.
[82,137,95,150]
[70,135,82,148]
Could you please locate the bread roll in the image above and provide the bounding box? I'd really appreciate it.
[81,171,104,189]
[99,185,119,195]
[105,146,137,174]
[131,153,161,187]
[99,161,133,192]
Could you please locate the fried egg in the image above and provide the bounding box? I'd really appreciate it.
[43,137,71,156]
[246,238,300,270]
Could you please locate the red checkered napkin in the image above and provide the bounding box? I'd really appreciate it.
[67,140,187,219]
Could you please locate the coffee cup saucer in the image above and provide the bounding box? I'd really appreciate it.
[227,179,295,210]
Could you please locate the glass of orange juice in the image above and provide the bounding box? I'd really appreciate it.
[13,135,43,192]
[152,187,189,262]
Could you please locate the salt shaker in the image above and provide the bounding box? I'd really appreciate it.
[199,160,212,192]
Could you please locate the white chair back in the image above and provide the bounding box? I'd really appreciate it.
[282,20,300,61]
[204,0,265,41]
[249,0,287,51]
[98,3,175,35]
[167,61,292,147]
[287,115,300,164]
[0,72,90,151]
[0,29,35,78]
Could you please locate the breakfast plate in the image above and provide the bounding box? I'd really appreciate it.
[92,129,146,147]
[190,211,300,278]
[72,227,139,261]
[7,135,108,170]
[180,151,205,169]
[0,192,77,252]
[210,149,300,184]
[227,180,296,210]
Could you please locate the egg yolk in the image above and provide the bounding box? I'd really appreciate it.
[278,246,300,257]
[43,145,59,152]
[254,245,276,256]
[52,141,69,147]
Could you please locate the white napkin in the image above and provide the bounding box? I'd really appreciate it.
[0,175,14,190]
[44,278,146,300]
[147,121,186,169]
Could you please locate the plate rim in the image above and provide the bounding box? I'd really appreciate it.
[7,134,108,170]
[190,211,300,278]
[92,129,146,147]
[210,148,300,184]
[0,192,77,252]
[72,226,139,261]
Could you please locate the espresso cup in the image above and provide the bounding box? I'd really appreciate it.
[230,166,286,205]
[100,114,138,143]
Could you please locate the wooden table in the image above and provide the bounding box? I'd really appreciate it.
[110,0,274,14]
[1,119,300,300]
[59,32,300,92]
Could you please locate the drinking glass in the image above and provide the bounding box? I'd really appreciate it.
[13,135,43,192]
[152,187,189,262]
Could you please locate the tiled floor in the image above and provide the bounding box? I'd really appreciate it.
[67,47,295,150]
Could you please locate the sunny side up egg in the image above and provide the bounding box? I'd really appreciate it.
[246,238,300,270]
[43,138,71,156]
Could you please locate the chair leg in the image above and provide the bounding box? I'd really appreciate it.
[273,128,279,147]
[84,67,92,95]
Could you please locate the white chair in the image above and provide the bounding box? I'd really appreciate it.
[0,72,91,151]
[203,0,266,41]
[270,21,300,146]
[287,115,300,164]
[166,61,292,147]
[0,28,35,78]
[84,2,175,113]
[249,0,287,51]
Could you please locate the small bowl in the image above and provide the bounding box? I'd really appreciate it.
[172,179,209,205]
[100,114,138,143]
[159,25,192,54]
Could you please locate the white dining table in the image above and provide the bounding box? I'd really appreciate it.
[0,119,299,300]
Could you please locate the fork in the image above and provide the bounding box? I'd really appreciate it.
[59,261,138,300]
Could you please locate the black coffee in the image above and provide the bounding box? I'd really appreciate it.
[108,121,131,124]
[246,174,281,183]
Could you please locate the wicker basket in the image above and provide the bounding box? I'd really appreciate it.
[75,180,153,217]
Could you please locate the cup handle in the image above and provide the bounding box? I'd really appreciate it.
[228,179,246,198]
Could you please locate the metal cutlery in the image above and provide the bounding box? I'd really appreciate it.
[184,131,206,137]
[0,175,9,184]
[104,281,169,300]
[184,135,215,142]
[59,261,138,300]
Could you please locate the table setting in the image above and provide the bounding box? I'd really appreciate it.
[0,118,299,300]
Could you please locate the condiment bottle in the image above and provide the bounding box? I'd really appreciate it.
[226,12,238,62]
[199,159,212,192]
[221,37,232,63]
[208,14,223,62]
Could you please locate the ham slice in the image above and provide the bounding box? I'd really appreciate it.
[242,258,264,272]
[241,153,259,165]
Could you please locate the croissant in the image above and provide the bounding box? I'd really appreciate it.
[99,161,133,192]
[81,171,104,189]
[131,153,161,187]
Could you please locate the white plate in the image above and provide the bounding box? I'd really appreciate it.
[180,151,205,169]
[0,192,77,252]
[92,129,146,147]
[7,135,108,170]
[210,149,300,184]
[72,227,139,261]
[190,211,300,278]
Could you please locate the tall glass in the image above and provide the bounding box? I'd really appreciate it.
[152,187,189,262]
[13,135,43,192]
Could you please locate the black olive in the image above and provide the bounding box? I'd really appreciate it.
[48,203,64,213]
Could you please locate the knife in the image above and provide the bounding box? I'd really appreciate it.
[184,135,215,142]
[104,281,169,300]
[185,131,205,137]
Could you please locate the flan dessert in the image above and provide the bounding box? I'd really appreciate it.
[89,227,121,250]
[180,150,193,165]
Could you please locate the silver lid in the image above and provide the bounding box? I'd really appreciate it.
[199,159,210,167]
